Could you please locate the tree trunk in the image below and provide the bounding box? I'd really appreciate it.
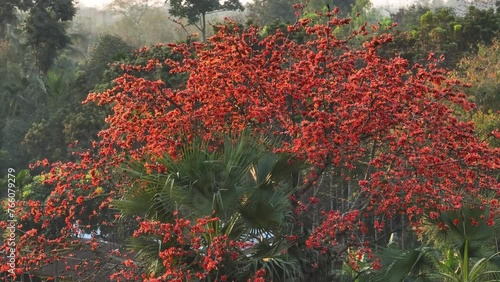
[201,12,206,42]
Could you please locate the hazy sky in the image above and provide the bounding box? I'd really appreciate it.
[78,0,113,9]
[77,0,411,9]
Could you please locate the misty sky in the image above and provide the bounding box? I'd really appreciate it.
[77,0,414,9]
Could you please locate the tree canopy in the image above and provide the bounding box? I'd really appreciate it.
[0,0,76,72]
[0,1,499,281]
[169,0,244,41]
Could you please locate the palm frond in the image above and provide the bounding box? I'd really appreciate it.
[468,252,500,282]
[421,206,500,258]
[374,247,438,282]
[234,237,303,282]
[239,188,292,231]
[127,236,165,275]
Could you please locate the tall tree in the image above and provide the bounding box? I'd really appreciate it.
[3,10,499,281]
[168,0,244,41]
[307,0,365,16]
[105,0,163,46]
[246,0,297,25]
[0,0,76,72]
[0,0,20,39]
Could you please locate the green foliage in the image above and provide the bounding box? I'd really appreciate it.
[0,169,31,197]
[24,8,71,72]
[247,0,297,25]
[0,1,81,171]
[374,206,500,282]
[0,169,32,226]
[119,134,304,222]
[0,0,77,72]
[23,118,67,162]
[85,34,134,89]
[169,0,244,41]
[459,6,500,49]
[0,40,47,169]
[458,40,500,112]
[472,111,500,148]
[420,208,500,260]
[374,247,438,282]
[0,0,20,34]
[21,35,134,163]
[307,0,357,15]
[456,39,500,147]
[384,5,500,68]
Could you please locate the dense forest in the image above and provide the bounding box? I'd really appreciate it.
[0,0,499,281]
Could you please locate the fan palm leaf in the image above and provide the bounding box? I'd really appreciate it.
[374,246,438,282]
[114,133,308,279]
[375,205,500,282]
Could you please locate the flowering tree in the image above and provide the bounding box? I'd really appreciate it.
[1,6,499,281]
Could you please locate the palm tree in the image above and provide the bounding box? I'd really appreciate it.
[114,133,310,280]
[422,207,500,282]
[373,206,500,282]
